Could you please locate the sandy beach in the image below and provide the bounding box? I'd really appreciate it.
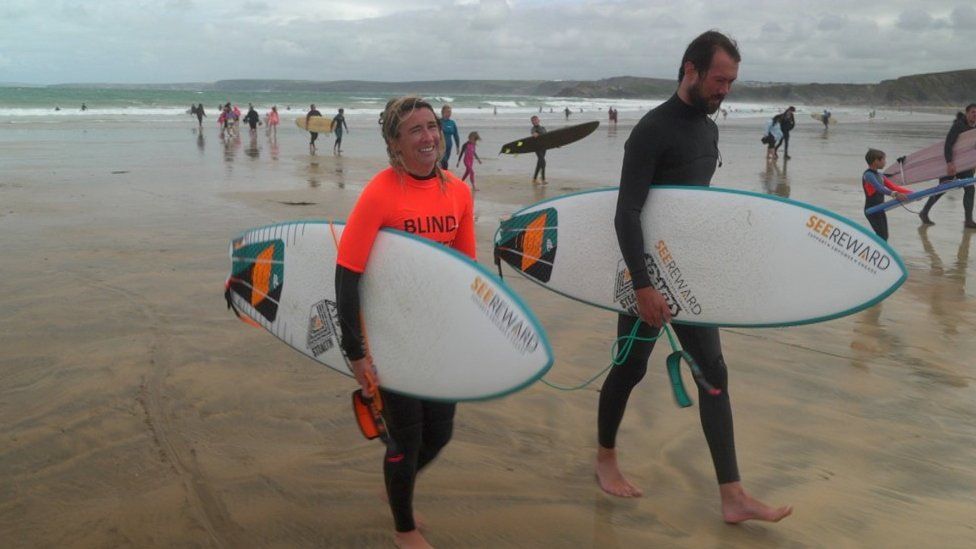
[2,109,975,547]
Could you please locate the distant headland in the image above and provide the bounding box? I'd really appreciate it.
[41,69,976,107]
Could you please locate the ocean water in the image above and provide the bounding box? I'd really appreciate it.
[0,85,883,122]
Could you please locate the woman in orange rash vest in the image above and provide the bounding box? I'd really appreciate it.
[335,97,475,549]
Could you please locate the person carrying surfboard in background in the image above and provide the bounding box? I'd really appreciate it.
[530,115,547,184]
[306,103,322,153]
[862,148,910,241]
[330,108,350,155]
[762,113,783,161]
[774,106,796,160]
[917,103,976,228]
[596,30,792,524]
[335,97,475,549]
[439,104,460,170]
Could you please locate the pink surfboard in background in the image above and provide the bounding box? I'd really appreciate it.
[885,127,976,185]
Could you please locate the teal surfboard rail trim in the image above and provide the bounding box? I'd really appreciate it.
[230,220,554,402]
[494,186,909,329]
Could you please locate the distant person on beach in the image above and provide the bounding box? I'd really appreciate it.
[306,104,322,152]
[918,103,976,228]
[763,114,783,160]
[821,109,831,129]
[439,104,460,169]
[597,29,792,524]
[219,104,238,138]
[564,107,571,120]
[530,115,547,184]
[721,108,728,120]
[193,103,206,128]
[862,148,910,241]
[243,104,261,135]
[266,105,279,139]
[80,103,87,111]
[774,106,796,160]
[336,97,475,549]
[456,131,482,190]
[331,108,349,155]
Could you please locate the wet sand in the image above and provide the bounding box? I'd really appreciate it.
[2,111,975,547]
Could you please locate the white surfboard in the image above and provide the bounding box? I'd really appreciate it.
[227,221,553,401]
[494,187,907,327]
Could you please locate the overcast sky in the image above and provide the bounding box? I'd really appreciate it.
[0,0,973,85]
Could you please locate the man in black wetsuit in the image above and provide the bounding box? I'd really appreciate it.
[918,103,976,228]
[595,30,792,524]
[530,115,547,184]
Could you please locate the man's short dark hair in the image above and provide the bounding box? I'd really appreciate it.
[678,30,741,82]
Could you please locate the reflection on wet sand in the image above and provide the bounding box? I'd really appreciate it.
[916,226,970,336]
[220,133,240,166]
[850,301,901,369]
[761,157,790,197]
[334,155,346,189]
[245,135,259,160]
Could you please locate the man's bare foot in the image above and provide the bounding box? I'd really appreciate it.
[595,446,643,498]
[394,529,433,549]
[720,482,792,523]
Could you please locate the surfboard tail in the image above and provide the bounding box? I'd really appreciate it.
[494,208,559,283]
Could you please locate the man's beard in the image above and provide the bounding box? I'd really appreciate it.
[690,80,723,115]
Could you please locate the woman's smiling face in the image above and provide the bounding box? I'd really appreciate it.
[391,107,441,176]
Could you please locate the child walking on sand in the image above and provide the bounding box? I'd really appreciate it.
[457,131,482,190]
[862,148,910,241]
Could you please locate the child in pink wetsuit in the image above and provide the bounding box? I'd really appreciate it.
[456,131,482,190]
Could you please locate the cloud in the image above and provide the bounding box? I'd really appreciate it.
[0,0,971,84]
[261,38,310,58]
[470,0,511,30]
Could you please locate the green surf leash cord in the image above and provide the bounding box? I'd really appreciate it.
[540,322,722,408]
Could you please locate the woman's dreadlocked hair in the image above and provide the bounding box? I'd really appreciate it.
[378,96,447,187]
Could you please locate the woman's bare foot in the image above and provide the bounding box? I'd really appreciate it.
[720,482,792,523]
[394,529,433,548]
[595,447,643,498]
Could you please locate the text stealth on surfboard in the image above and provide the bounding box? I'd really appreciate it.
[805,215,892,272]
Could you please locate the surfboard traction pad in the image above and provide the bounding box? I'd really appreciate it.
[496,208,558,282]
[229,238,284,323]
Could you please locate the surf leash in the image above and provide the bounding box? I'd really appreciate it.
[660,324,722,408]
[539,321,721,408]
[351,369,395,449]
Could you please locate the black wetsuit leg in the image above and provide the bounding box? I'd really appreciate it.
[962,169,976,222]
[533,151,546,180]
[867,213,889,240]
[920,175,955,218]
[380,389,455,532]
[598,314,739,484]
[865,195,889,241]
[310,131,319,145]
